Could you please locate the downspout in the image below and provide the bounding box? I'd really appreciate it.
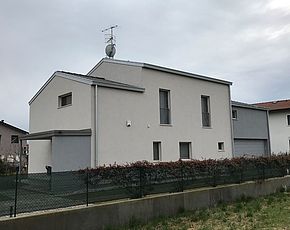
[228,86,235,158]
[266,110,271,156]
[91,85,98,168]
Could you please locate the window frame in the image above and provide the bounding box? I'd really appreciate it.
[58,92,72,108]
[287,114,290,126]
[201,95,211,128]
[159,89,171,125]
[11,135,19,144]
[179,142,192,160]
[153,141,161,161]
[218,142,225,152]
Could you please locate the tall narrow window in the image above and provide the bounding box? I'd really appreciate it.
[201,95,211,127]
[232,110,238,120]
[59,92,72,108]
[159,89,171,124]
[287,115,290,126]
[0,135,2,144]
[11,135,19,143]
[153,142,161,161]
[179,142,191,159]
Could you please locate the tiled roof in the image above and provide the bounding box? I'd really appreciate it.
[254,99,290,111]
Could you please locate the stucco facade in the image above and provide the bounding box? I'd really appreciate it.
[255,100,290,154]
[28,58,233,172]
[268,110,290,153]
[0,120,28,170]
[231,101,270,157]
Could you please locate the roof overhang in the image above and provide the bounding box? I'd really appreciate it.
[29,71,145,105]
[88,58,232,86]
[20,129,91,140]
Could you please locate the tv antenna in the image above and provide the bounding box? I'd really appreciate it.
[102,25,118,58]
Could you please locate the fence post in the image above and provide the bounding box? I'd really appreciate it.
[262,165,265,180]
[139,166,143,198]
[240,165,243,184]
[14,167,19,217]
[180,163,184,192]
[86,170,89,206]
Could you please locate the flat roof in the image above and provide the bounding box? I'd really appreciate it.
[20,129,91,140]
[231,101,268,111]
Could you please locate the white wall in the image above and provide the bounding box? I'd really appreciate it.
[269,111,290,153]
[29,76,93,172]
[28,140,51,173]
[30,76,92,132]
[96,67,233,165]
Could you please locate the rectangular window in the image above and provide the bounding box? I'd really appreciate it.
[159,89,171,124]
[232,110,237,120]
[287,115,290,126]
[218,142,225,151]
[0,135,1,144]
[11,135,19,143]
[59,92,72,108]
[179,142,191,159]
[201,95,211,127]
[153,142,161,161]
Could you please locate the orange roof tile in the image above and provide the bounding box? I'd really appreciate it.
[254,99,290,111]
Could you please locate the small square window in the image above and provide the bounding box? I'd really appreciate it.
[59,93,72,108]
[179,142,191,159]
[11,135,19,143]
[232,110,238,120]
[218,142,224,152]
[153,142,161,161]
[287,115,290,126]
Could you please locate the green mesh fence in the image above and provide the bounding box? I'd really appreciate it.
[0,162,289,218]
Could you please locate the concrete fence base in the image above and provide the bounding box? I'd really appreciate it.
[1,176,290,230]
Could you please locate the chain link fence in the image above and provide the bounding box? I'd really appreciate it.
[0,159,289,218]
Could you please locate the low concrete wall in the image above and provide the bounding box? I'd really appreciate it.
[1,176,290,230]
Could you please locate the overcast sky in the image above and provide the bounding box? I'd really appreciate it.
[1,0,290,131]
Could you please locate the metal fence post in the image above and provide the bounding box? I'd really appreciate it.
[86,170,89,206]
[14,167,19,217]
[180,163,184,192]
[139,166,143,198]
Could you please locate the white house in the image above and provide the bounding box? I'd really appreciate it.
[255,99,290,153]
[26,58,234,173]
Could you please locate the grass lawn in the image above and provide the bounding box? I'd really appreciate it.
[117,192,290,230]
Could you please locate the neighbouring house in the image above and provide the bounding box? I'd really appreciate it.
[255,99,290,154]
[26,58,234,173]
[0,120,28,171]
[231,101,271,157]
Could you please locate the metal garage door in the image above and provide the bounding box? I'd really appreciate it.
[234,139,266,157]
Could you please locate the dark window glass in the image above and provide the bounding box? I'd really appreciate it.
[11,135,19,143]
[179,142,190,159]
[232,110,237,119]
[59,93,72,107]
[153,142,161,161]
[159,90,171,124]
[201,96,211,127]
[218,142,224,151]
[287,115,290,126]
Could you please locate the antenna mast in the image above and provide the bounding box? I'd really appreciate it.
[102,25,118,58]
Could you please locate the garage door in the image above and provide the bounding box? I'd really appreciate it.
[234,139,266,157]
